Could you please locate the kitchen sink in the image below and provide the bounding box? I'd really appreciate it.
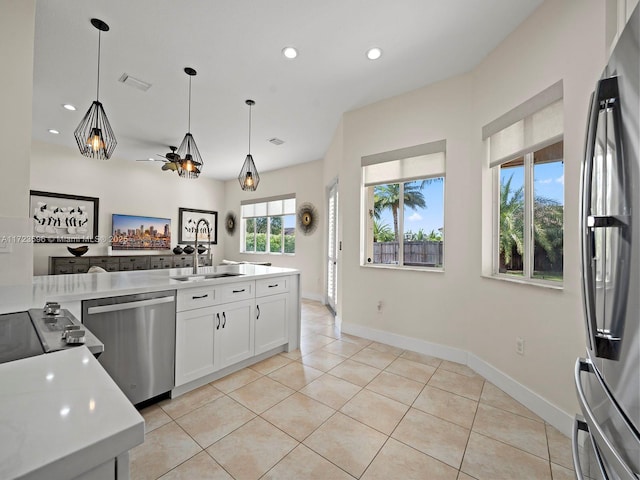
[171,272,244,282]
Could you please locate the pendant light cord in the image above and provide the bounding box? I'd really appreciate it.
[96,30,101,101]
[248,103,252,154]
[188,76,192,133]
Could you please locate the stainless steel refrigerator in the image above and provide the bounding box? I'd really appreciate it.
[573,4,640,479]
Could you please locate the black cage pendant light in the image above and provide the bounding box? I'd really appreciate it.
[238,99,260,191]
[74,18,117,160]
[176,68,203,179]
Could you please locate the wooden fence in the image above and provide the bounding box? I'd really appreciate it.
[373,241,443,267]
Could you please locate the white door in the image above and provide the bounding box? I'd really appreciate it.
[326,180,339,313]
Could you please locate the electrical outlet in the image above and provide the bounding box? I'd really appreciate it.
[516,337,524,355]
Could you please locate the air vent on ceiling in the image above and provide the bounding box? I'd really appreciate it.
[118,73,152,92]
[268,137,285,146]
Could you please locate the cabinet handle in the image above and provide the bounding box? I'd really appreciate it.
[257,305,260,319]
[232,289,245,293]
[192,294,209,300]
[268,284,278,288]
[216,313,220,330]
[222,312,226,328]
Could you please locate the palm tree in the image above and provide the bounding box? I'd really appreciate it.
[373,219,394,242]
[374,181,429,240]
[499,174,524,269]
[499,174,563,272]
[427,229,442,241]
[533,196,563,264]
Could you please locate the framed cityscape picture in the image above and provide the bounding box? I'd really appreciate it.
[29,190,99,243]
[178,208,218,245]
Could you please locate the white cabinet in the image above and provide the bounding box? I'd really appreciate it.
[214,299,255,370]
[173,274,298,395]
[255,293,288,355]
[175,306,216,386]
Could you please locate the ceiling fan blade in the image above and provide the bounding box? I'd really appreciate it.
[161,162,178,172]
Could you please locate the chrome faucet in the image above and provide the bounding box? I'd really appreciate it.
[193,218,211,274]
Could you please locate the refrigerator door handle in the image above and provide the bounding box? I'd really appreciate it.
[573,415,610,480]
[574,358,638,480]
[581,75,630,360]
[581,89,600,353]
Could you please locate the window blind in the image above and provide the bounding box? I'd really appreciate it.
[483,81,563,168]
[241,195,295,218]
[361,140,446,186]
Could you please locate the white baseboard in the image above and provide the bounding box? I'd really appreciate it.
[301,292,324,303]
[341,321,574,437]
[467,354,574,437]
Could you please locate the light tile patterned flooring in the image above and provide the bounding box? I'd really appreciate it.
[132,300,574,479]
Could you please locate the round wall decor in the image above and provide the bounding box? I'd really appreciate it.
[225,212,237,235]
[297,202,318,235]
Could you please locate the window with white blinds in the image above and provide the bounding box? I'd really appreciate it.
[483,80,563,168]
[361,140,446,269]
[484,81,564,284]
[240,195,296,254]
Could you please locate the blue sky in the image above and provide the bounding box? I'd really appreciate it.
[375,161,563,237]
[377,180,445,236]
[501,161,564,204]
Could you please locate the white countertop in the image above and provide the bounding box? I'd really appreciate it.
[0,264,299,314]
[0,264,299,478]
[0,347,144,480]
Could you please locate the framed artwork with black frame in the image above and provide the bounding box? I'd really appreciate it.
[29,190,99,243]
[178,208,218,245]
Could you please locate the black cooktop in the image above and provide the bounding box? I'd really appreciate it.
[0,311,44,364]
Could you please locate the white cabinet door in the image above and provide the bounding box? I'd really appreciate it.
[215,299,255,370]
[255,293,288,355]
[175,307,216,386]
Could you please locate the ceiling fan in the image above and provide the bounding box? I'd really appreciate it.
[136,146,180,172]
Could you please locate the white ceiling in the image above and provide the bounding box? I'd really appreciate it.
[32,0,542,180]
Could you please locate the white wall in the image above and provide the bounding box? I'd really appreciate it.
[330,0,605,423]
[0,0,35,285]
[223,160,324,301]
[30,141,226,275]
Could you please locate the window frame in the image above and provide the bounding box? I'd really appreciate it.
[240,195,296,255]
[492,138,564,285]
[361,140,446,272]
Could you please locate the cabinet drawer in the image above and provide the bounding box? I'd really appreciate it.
[120,257,150,270]
[54,264,89,274]
[177,286,217,311]
[256,276,290,297]
[172,256,194,268]
[218,281,254,303]
[90,257,112,265]
[54,258,90,267]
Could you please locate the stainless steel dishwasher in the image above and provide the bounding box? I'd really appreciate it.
[82,290,176,405]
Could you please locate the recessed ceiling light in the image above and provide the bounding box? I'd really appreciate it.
[48,129,59,134]
[282,46,298,59]
[62,104,76,111]
[366,47,382,60]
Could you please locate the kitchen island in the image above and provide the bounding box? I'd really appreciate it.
[0,264,300,479]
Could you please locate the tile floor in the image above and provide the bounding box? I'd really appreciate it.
[132,300,575,479]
